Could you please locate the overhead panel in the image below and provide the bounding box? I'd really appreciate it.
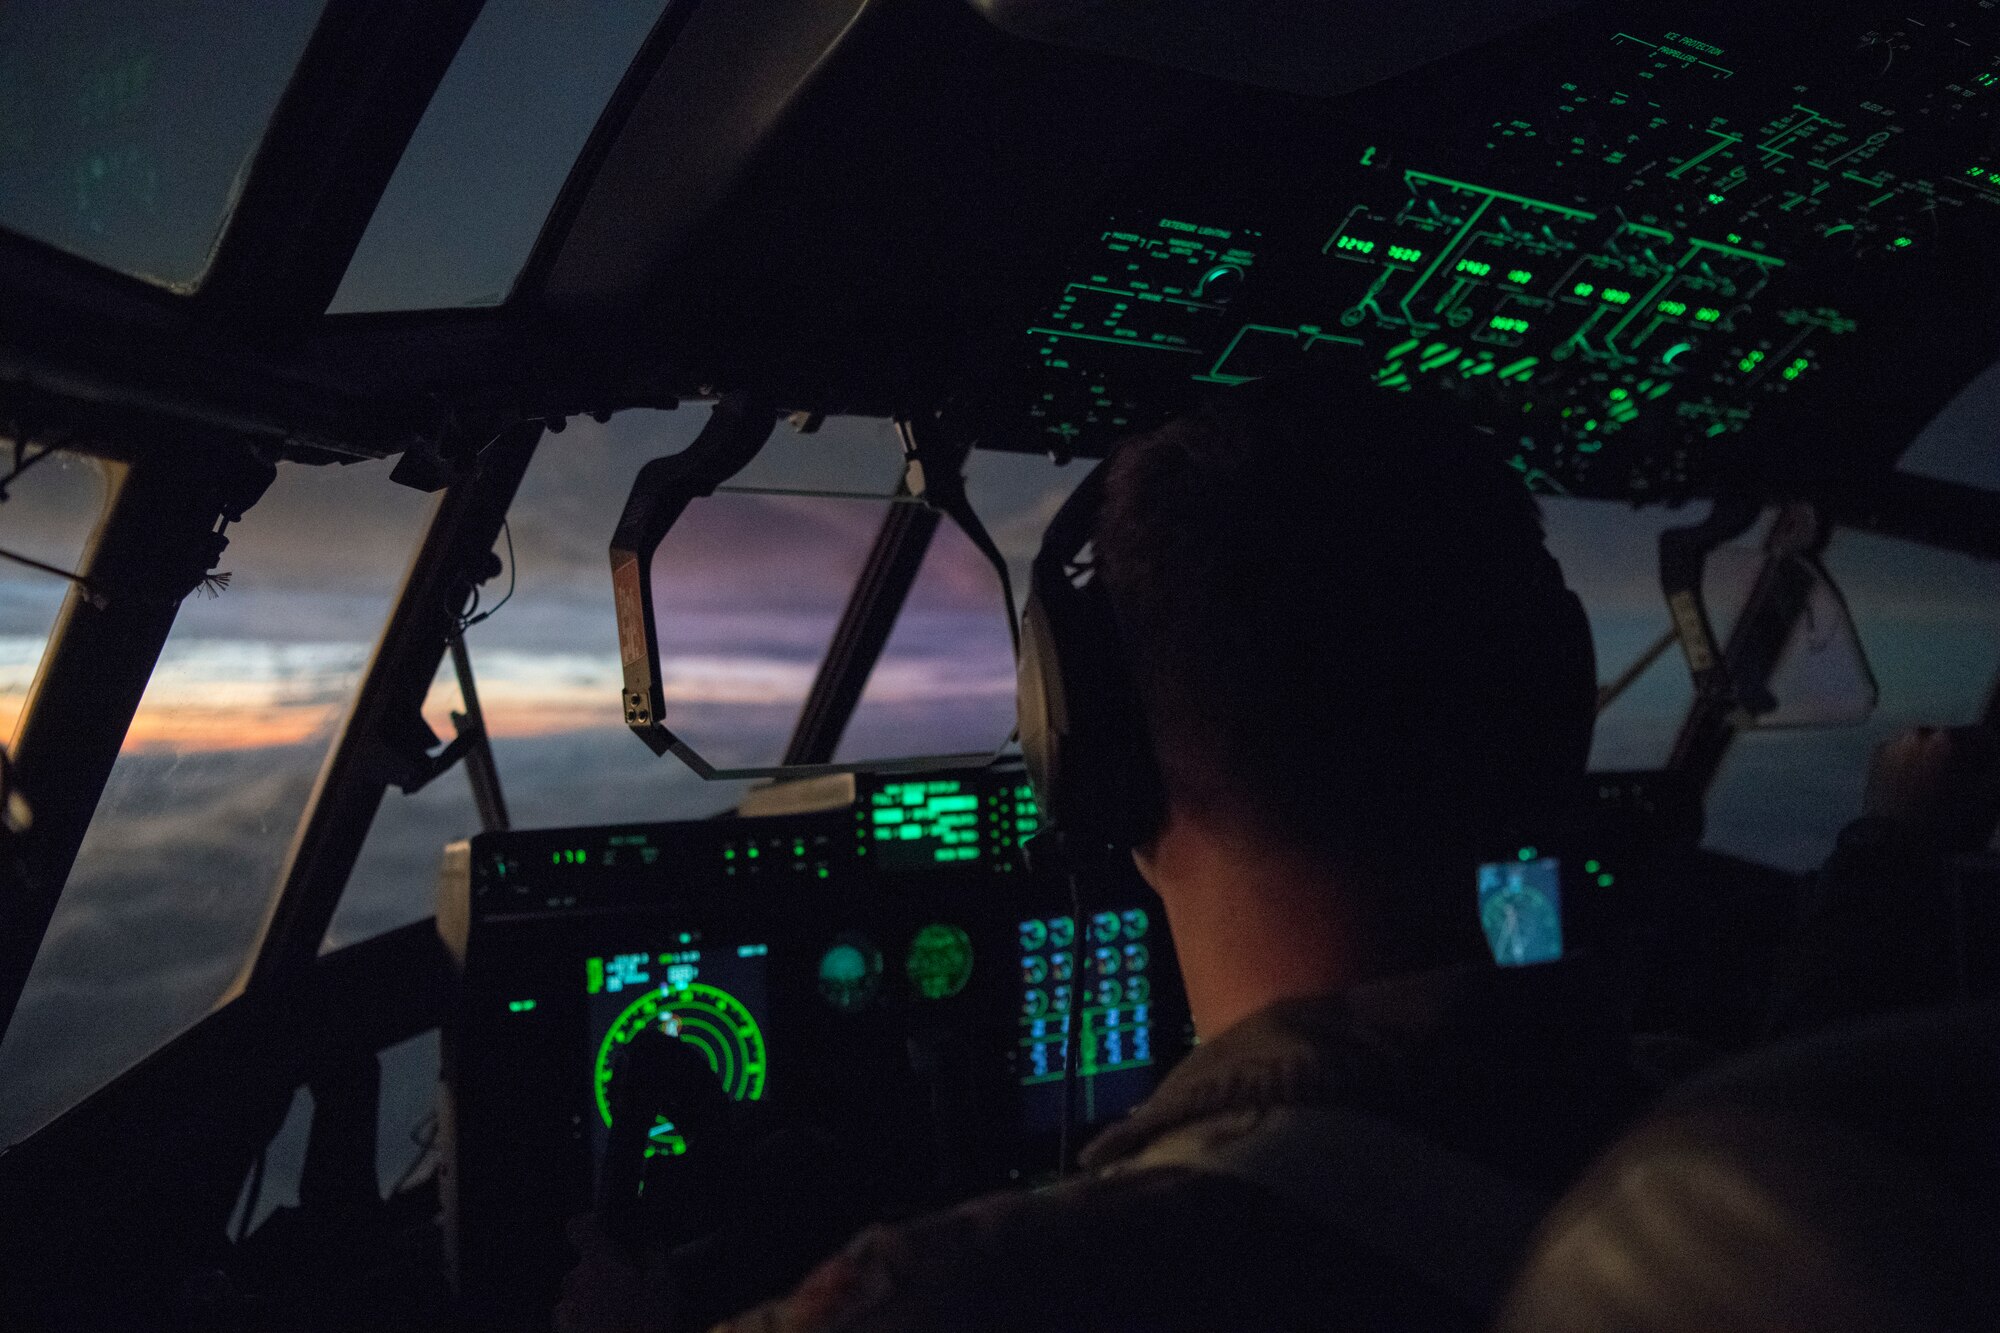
[1004,0,2000,499]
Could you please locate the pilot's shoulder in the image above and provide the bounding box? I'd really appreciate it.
[711,1163,1338,1333]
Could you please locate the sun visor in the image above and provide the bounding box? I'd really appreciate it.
[968,0,1596,101]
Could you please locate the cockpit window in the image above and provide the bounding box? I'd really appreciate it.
[1895,359,2000,494]
[963,448,1091,613]
[1540,498,1712,772]
[0,459,430,1144]
[1705,530,2000,871]
[326,0,673,314]
[0,1,329,291]
[830,449,1089,765]
[0,451,109,743]
[326,410,755,949]
[325,426,1082,946]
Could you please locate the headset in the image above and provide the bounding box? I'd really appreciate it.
[1016,387,1599,862]
[1018,459,1165,858]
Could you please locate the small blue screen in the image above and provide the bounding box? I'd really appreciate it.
[1478,856,1564,967]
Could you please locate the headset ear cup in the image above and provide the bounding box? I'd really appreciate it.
[1554,588,1598,777]
[1017,594,1067,821]
[1019,463,1165,853]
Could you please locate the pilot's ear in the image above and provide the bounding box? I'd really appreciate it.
[1130,841,1163,889]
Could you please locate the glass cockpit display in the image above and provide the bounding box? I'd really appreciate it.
[1478,854,1565,967]
[438,763,1187,1301]
[861,777,1042,871]
[586,940,772,1154]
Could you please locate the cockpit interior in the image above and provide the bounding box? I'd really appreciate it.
[1,0,1997,1328]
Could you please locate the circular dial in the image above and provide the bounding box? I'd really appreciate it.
[905,923,974,1000]
[817,935,884,1012]
[593,981,768,1127]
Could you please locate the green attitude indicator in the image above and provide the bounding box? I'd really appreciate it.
[593,981,768,1128]
[818,934,885,1012]
[906,923,974,1000]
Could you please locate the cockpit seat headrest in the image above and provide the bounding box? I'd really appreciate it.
[1496,1003,2000,1333]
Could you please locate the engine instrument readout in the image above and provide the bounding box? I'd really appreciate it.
[1019,908,1158,1127]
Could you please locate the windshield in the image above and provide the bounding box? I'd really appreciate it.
[1704,530,2000,871]
[328,0,674,312]
[0,459,430,1145]
[0,1,328,290]
[329,426,1087,944]
[331,411,761,949]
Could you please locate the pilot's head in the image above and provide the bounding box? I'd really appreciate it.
[1084,378,1596,968]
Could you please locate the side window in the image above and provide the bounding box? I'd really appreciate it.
[1538,498,1730,772]
[1896,359,2000,494]
[0,450,108,741]
[0,459,431,1144]
[1703,531,2000,871]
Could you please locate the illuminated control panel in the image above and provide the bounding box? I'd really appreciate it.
[467,772,1043,918]
[1018,907,1157,1126]
[439,760,1183,1307]
[1015,0,2000,497]
[858,776,1041,872]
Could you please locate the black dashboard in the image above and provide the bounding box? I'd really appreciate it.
[435,767,1181,1322]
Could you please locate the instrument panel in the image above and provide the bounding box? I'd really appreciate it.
[435,767,1181,1322]
[1003,0,2000,498]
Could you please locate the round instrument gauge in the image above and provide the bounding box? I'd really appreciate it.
[818,934,885,1012]
[593,981,768,1126]
[906,923,974,1000]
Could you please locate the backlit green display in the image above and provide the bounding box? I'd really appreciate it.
[1021,8,2000,497]
[905,923,974,1000]
[858,778,1042,871]
[591,978,768,1125]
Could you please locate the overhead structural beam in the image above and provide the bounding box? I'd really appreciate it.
[1667,504,1827,791]
[233,423,542,996]
[197,0,491,327]
[0,446,277,1043]
[782,413,1012,767]
[782,499,942,766]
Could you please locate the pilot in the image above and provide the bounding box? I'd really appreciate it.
[1763,725,2000,1042]
[562,379,1621,1332]
[1496,998,2000,1333]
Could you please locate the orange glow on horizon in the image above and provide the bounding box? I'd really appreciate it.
[0,647,1002,756]
[0,697,629,756]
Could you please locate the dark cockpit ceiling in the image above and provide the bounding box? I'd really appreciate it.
[4,0,1997,519]
[542,0,2000,506]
